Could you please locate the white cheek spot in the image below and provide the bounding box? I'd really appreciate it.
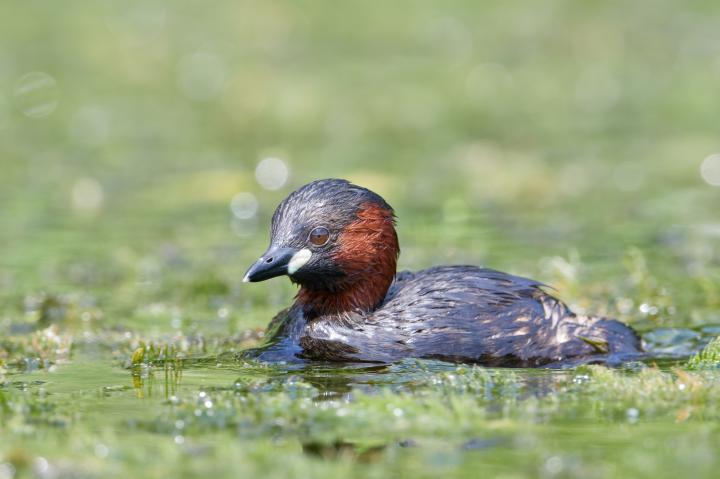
[287,248,312,275]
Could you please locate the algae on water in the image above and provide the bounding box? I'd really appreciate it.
[688,336,720,369]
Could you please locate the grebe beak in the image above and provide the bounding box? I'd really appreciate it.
[243,245,301,283]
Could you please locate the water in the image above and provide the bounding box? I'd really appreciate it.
[4,341,720,478]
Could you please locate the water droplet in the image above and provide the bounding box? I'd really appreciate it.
[13,72,59,118]
[572,374,590,385]
[700,153,720,186]
[255,157,289,190]
[229,192,258,219]
[71,177,104,213]
[176,52,226,102]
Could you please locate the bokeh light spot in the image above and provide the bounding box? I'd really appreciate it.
[700,154,720,186]
[94,443,110,459]
[13,72,59,118]
[255,157,289,190]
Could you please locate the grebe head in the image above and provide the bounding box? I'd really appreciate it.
[243,178,399,315]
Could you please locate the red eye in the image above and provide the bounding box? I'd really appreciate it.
[308,226,330,246]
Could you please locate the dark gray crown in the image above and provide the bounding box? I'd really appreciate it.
[269,178,393,247]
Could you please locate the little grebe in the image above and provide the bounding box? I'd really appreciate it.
[242,179,641,367]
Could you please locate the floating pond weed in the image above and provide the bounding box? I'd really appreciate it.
[0,326,73,372]
[687,337,720,370]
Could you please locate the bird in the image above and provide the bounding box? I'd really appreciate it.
[241,178,642,367]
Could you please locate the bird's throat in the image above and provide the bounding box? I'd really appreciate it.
[296,274,394,318]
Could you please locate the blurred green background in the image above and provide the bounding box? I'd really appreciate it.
[1,1,720,477]
[1,0,718,335]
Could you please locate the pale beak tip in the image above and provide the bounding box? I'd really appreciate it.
[242,273,250,283]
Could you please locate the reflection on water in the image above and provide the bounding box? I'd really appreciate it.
[127,322,719,403]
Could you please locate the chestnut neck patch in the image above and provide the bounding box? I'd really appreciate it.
[297,202,399,318]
